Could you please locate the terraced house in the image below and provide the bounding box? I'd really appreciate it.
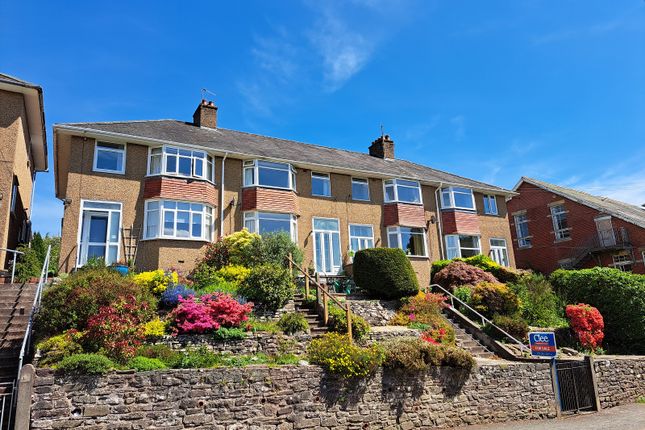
[54,100,515,285]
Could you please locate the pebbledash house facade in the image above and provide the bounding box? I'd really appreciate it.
[508,177,645,274]
[54,100,516,285]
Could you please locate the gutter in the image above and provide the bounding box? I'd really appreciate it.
[219,152,228,237]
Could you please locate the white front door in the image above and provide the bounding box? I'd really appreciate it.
[313,218,342,275]
[77,201,122,267]
[595,216,616,247]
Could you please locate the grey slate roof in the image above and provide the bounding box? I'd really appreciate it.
[56,119,511,194]
[516,177,645,229]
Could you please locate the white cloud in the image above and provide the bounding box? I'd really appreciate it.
[570,170,645,207]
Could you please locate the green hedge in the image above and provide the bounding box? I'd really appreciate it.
[550,268,645,354]
[353,248,419,299]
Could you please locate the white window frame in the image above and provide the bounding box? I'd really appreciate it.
[243,211,298,242]
[243,159,296,191]
[612,254,633,272]
[489,238,509,267]
[75,199,122,267]
[441,186,476,210]
[147,145,215,182]
[143,199,214,241]
[483,194,498,215]
[445,234,482,259]
[311,172,331,197]
[348,224,374,253]
[550,204,571,240]
[93,141,126,174]
[351,178,370,201]
[10,179,18,214]
[312,217,343,275]
[383,179,423,204]
[387,225,428,257]
[514,213,532,248]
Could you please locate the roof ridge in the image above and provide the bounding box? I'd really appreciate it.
[399,158,502,189]
[61,119,178,126]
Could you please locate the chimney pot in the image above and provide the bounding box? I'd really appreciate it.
[368,134,395,159]
[193,99,218,128]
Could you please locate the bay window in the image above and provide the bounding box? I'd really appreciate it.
[441,187,475,210]
[148,146,214,182]
[144,200,213,240]
[387,226,427,257]
[244,211,298,241]
[349,224,374,253]
[243,160,296,190]
[445,234,481,259]
[384,179,422,204]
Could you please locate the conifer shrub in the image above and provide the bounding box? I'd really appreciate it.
[327,306,370,340]
[353,248,419,299]
[277,312,309,335]
[470,282,519,318]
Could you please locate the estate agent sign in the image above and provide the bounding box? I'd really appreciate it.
[528,332,557,358]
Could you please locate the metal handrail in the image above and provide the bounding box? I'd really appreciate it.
[430,283,530,352]
[0,248,25,284]
[287,255,353,341]
[16,244,51,377]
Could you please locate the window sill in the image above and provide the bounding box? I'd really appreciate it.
[554,237,572,243]
[145,174,216,186]
[92,168,125,175]
[441,207,476,212]
[352,198,371,202]
[140,237,212,243]
[242,185,297,193]
[518,245,532,250]
[406,255,429,260]
[312,194,334,199]
[384,201,424,206]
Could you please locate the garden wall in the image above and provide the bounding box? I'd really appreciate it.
[347,298,398,326]
[153,332,311,356]
[30,362,557,429]
[593,356,645,408]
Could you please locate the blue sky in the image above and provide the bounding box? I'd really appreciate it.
[2,0,644,236]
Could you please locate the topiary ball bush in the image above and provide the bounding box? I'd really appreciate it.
[353,248,419,300]
[57,353,115,375]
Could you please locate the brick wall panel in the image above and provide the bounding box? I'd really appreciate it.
[441,211,481,235]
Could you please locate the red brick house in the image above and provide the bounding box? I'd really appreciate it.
[507,177,645,274]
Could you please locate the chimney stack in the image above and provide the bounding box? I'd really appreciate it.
[193,99,218,128]
[368,134,395,159]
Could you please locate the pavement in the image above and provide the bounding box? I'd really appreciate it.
[451,403,645,430]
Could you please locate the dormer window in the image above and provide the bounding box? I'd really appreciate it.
[383,179,422,204]
[441,187,475,210]
[148,145,214,182]
[243,160,296,191]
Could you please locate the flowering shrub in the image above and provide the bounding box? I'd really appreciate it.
[169,294,253,334]
[390,293,448,326]
[420,325,454,346]
[132,269,178,294]
[83,296,149,362]
[307,333,384,378]
[143,318,167,340]
[470,282,519,318]
[199,239,230,270]
[433,261,498,291]
[160,284,196,309]
[566,303,604,351]
[216,265,251,286]
[382,338,475,371]
[223,229,261,266]
[36,329,84,366]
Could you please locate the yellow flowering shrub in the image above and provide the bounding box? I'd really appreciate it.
[143,318,167,339]
[307,333,384,378]
[216,265,251,286]
[132,270,178,294]
[223,229,260,265]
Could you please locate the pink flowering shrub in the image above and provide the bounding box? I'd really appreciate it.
[170,293,253,334]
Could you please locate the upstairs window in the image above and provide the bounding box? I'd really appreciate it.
[94,142,125,174]
[550,204,570,240]
[445,235,481,259]
[148,146,214,182]
[483,195,498,215]
[441,187,475,210]
[514,213,531,248]
[351,178,370,201]
[384,179,422,204]
[387,226,427,257]
[10,178,18,214]
[311,172,331,197]
[144,200,213,241]
[243,160,296,190]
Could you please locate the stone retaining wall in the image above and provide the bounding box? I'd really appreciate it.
[31,362,557,429]
[347,298,398,326]
[153,332,311,356]
[593,356,645,409]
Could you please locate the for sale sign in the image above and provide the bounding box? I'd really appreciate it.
[528,332,557,358]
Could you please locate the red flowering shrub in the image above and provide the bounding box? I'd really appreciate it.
[84,296,149,362]
[421,325,454,345]
[433,261,498,291]
[390,292,448,326]
[565,303,604,351]
[170,294,253,334]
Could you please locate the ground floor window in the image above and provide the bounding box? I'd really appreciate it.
[489,238,509,267]
[244,211,297,242]
[349,224,374,253]
[144,200,213,241]
[612,254,633,272]
[77,200,122,267]
[445,234,481,259]
[387,226,427,257]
